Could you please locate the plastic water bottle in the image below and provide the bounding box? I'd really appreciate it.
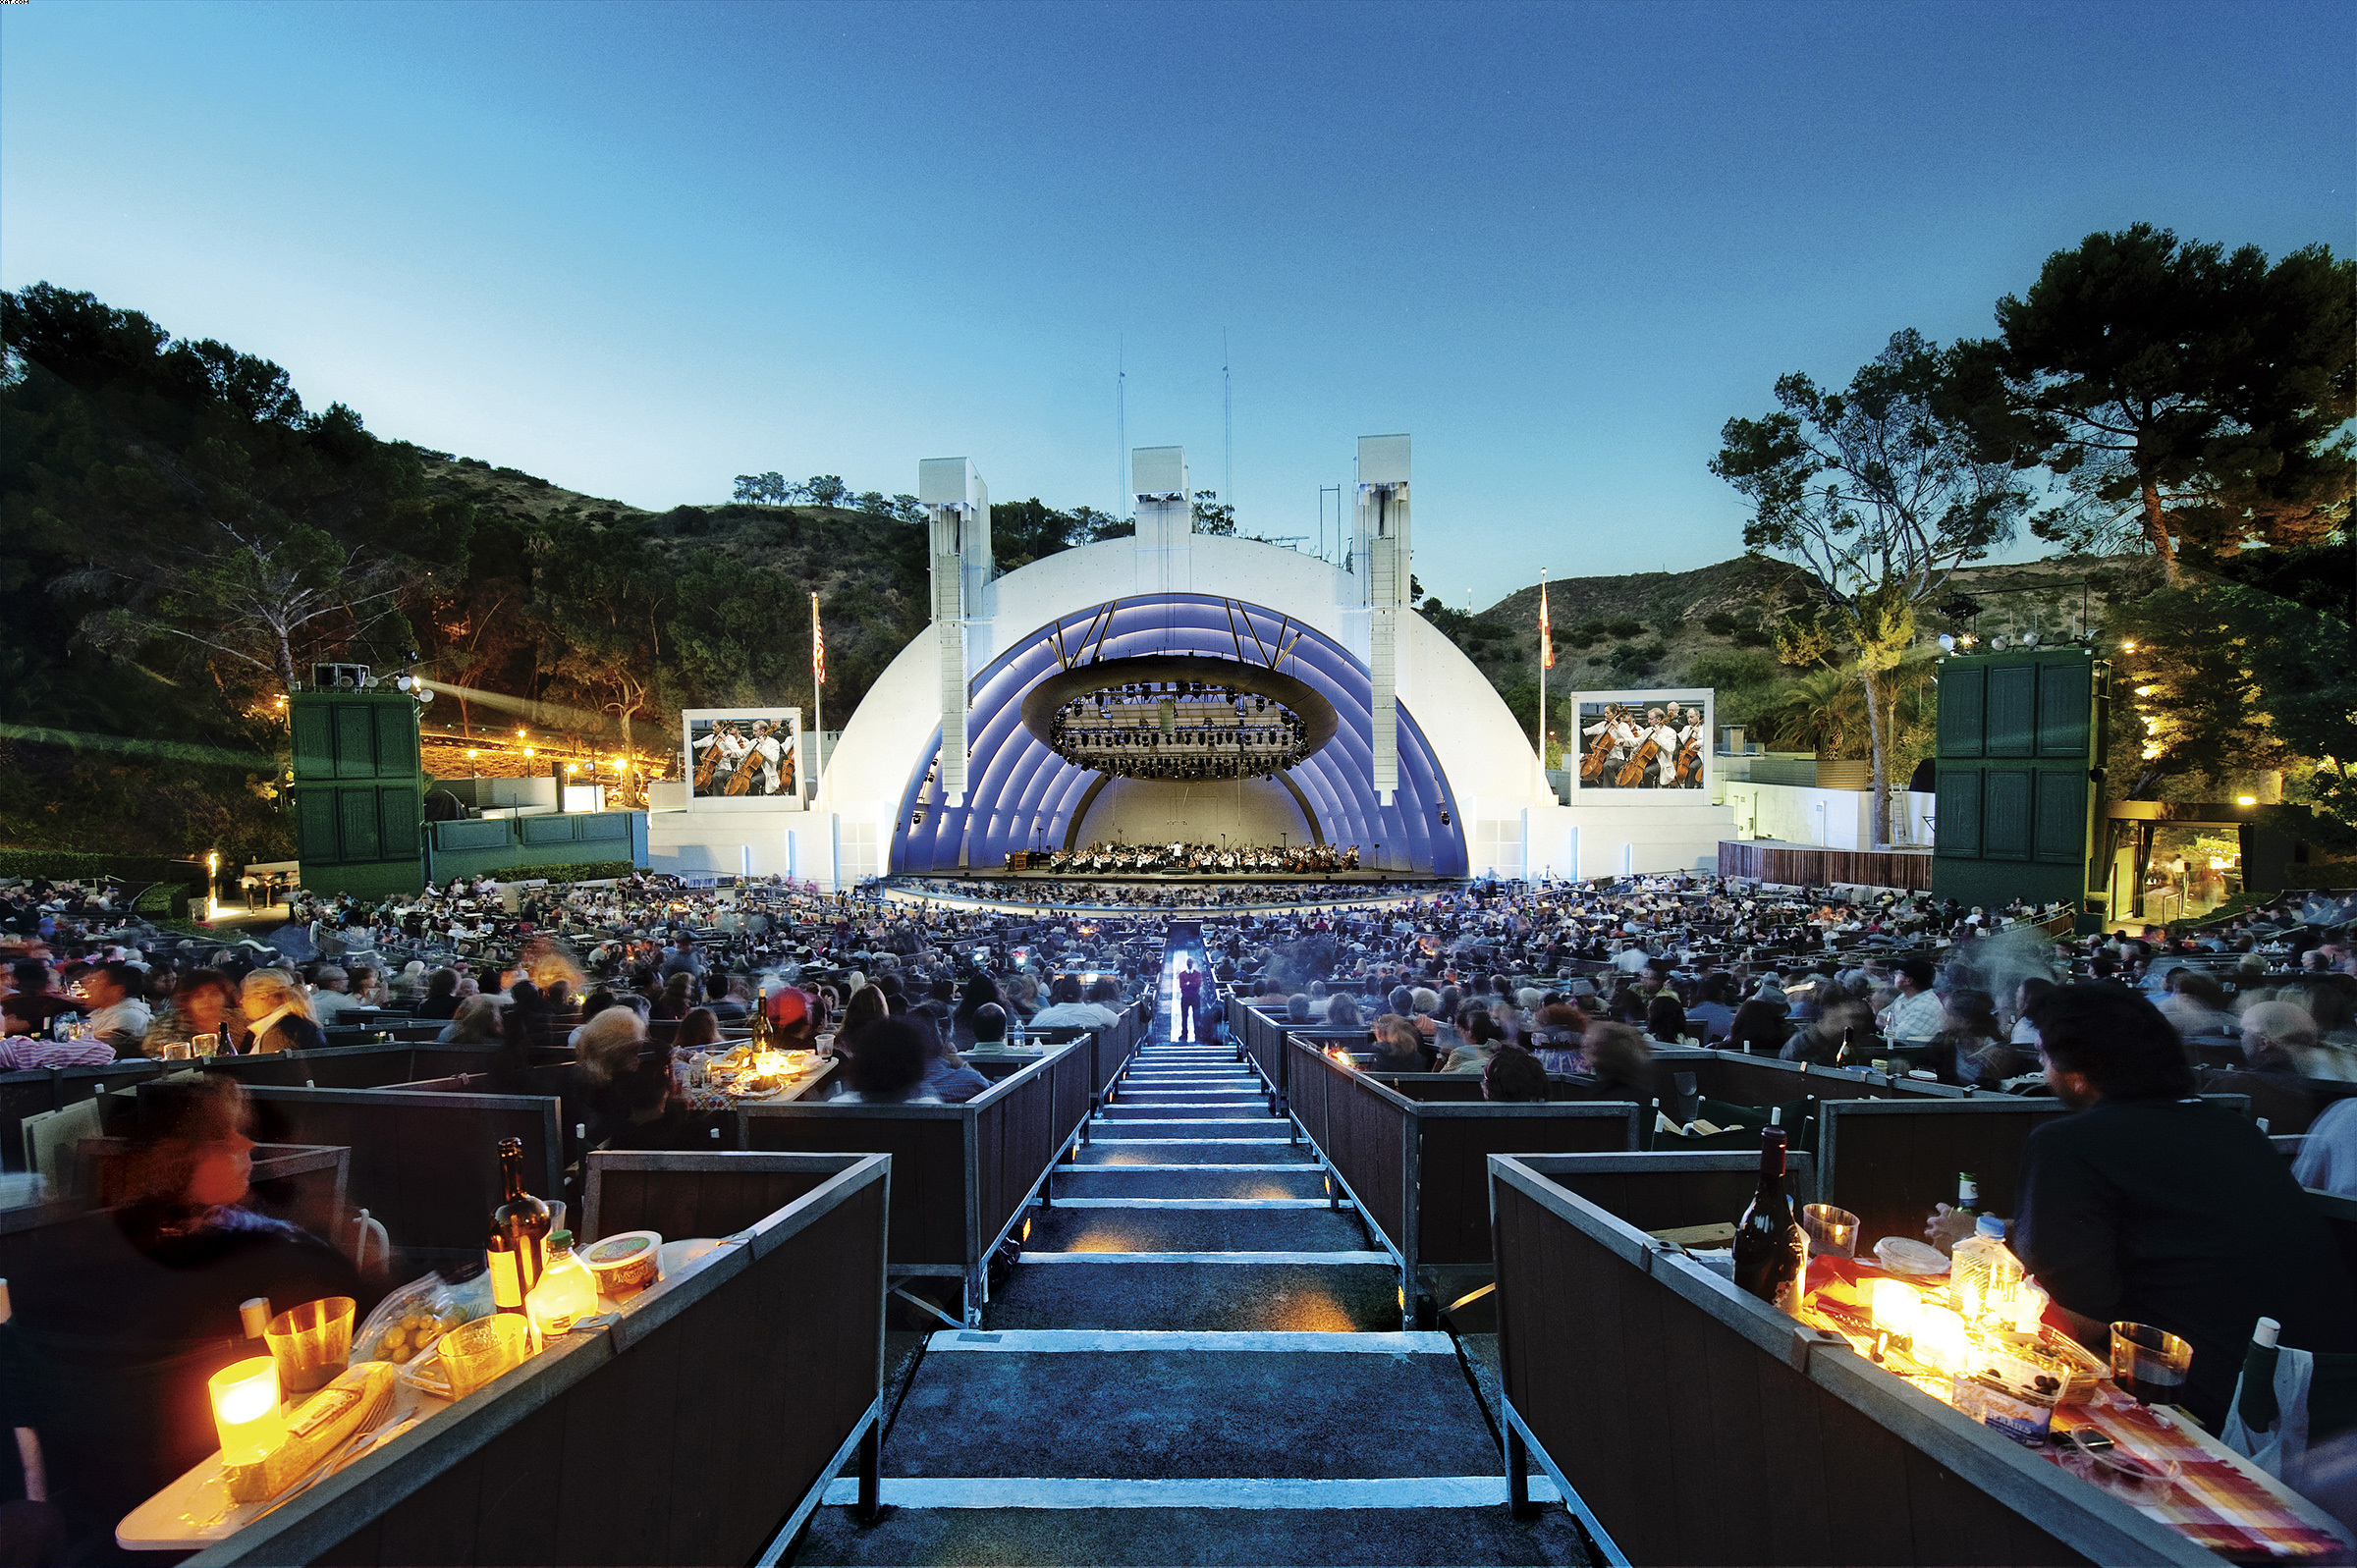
[1950,1215,2025,1325]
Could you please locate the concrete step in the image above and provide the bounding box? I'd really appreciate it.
[1025,1206,1367,1255]
[1073,1142,1316,1168]
[794,1499,1587,1565]
[1056,1165,1328,1200]
[984,1258,1401,1331]
[877,1335,1487,1479]
[1086,1119,1288,1140]
[1101,1105,1273,1121]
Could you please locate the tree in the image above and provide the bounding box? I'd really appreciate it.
[69,515,412,694]
[988,498,1081,570]
[530,520,675,767]
[804,474,847,508]
[1075,506,1129,542]
[732,471,797,505]
[1713,328,2030,844]
[1191,490,1236,535]
[1950,225,2354,583]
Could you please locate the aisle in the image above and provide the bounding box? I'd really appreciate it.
[795,938,1586,1567]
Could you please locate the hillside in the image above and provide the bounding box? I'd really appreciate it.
[410,453,929,728]
[1459,552,2153,695]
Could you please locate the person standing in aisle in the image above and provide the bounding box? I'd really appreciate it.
[1176,958,1203,1042]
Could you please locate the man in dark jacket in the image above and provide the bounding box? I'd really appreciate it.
[2013,985,2357,1427]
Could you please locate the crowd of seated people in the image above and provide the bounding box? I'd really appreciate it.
[14,865,2357,1198]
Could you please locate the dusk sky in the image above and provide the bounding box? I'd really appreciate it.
[6,0,2350,609]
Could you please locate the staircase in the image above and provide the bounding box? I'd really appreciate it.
[795,941,1586,1566]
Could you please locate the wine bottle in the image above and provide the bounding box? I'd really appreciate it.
[1731,1128,1809,1313]
[486,1137,551,1319]
[1954,1171,1979,1220]
[751,987,772,1053]
[1836,1025,1856,1067]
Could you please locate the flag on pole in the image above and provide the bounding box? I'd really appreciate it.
[1539,572,1553,671]
[811,593,826,686]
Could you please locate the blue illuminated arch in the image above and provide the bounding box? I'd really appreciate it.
[891,595,1467,875]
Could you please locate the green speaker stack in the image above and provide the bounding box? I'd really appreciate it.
[1932,646,2110,916]
[288,680,426,898]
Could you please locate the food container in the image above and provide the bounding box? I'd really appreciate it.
[1873,1236,1950,1276]
[583,1230,663,1294]
[1950,1373,2058,1445]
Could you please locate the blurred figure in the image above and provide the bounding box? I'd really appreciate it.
[141,968,241,1057]
[2,1076,359,1560]
[1932,988,2017,1087]
[1482,1045,1551,1103]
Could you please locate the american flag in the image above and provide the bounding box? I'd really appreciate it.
[1539,572,1553,671]
[811,593,826,686]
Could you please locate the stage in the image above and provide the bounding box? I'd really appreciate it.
[953,868,1446,886]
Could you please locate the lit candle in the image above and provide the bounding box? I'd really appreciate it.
[1914,1306,1967,1373]
[1871,1278,1922,1336]
[208,1355,284,1462]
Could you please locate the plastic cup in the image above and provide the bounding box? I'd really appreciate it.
[1801,1204,1860,1259]
[265,1296,356,1394]
[2110,1322,2193,1406]
[438,1314,531,1397]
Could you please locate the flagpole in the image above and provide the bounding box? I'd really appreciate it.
[1537,568,1550,800]
[810,592,825,817]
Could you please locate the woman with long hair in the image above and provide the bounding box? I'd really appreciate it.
[415,966,463,1020]
[835,984,891,1058]
[652,971,694,1022]
[673,1006,723,1056]
[1576,1021,1655,1101]
[951,976,1003,1050]
[233,969,325,1054]
[438,994,502,1045]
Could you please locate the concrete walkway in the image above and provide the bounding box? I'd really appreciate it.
[796,937,1588,1566]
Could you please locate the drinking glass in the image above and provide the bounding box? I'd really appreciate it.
[192,1033,220,1057]
[265,1296,356,1394]
[2109,1322,2193,1406]
[1801,1204,1860,1259]
[438,1314,531,1397]
[160,1041,192,1061]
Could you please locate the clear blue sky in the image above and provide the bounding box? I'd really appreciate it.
[5,0,2350,609]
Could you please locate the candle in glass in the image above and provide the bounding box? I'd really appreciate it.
[1914,1306,1967,1373]
[208,1355,284,1462]
[1871,1278,1922,1336]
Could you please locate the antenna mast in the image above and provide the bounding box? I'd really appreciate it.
[1223,332,1233,515]
[1117,338,1128,519]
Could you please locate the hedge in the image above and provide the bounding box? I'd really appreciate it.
[134,883,193,920]
[474,861,638,885]
[0,849,204,884]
